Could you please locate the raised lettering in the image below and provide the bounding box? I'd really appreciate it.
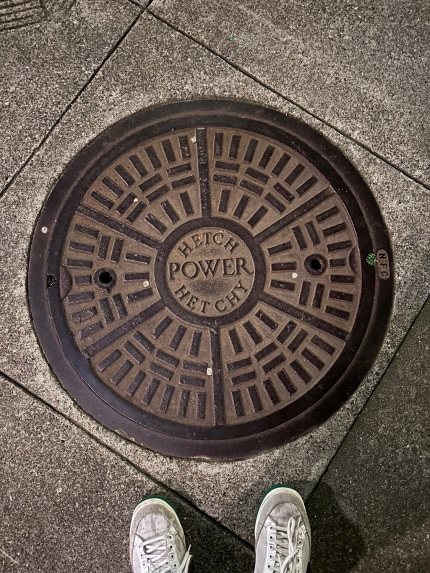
[376,249,390,280]
[225,290,241,307]
[168,262,180,280]
[191,233,202,248]
[213,232,224,245]
[168,258,255,280]
[174,285,190,300]
[224,236,239,253]
[235,257,253,275]
[215,299,227,312]
[222,258,235,276]
[182,262,199,279]
[186,295,199,309]
[167,228,255,316]
[178,241,193,258]
[233,280,249,294]
[197,259,220,278]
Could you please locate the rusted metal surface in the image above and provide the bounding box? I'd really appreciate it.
[28,100,393,459]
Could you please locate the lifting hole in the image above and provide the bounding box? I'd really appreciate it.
[94,268,117,290]
[99,270,113,285]
[304,254,327,276]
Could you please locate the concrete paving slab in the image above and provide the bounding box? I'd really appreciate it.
[307,297,430,572]
[0,0,140,192]
[0,375,254,573]
[150,0,430,187]
[0,12,429,544]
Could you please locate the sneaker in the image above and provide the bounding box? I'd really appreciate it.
[254,486,311,573]
[130,496,192,573]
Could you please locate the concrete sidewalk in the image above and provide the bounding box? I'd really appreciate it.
[1,1,429,571]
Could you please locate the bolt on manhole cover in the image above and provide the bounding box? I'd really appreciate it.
[29,100,393,460]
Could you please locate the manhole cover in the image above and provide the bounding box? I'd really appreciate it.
[28,100,393,460]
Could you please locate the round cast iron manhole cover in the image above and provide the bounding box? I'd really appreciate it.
[28,100,393,460]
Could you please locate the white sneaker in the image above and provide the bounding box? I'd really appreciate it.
[130,496,192,573]
[254,487,311,573]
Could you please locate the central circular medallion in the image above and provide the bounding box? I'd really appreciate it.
[165,227,255,318]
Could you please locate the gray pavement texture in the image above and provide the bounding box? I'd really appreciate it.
[1,375,254,573]
[0,0,140,191]
[308,298,430,572]
[0,1,429,571]
[151,0,430,187]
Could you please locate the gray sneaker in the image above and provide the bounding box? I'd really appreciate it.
[254,486,311,573]
[130,496,192,573]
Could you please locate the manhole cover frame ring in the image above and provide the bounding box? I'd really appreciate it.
[28,98,394,460]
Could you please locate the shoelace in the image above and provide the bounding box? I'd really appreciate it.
[267,517,303,573]
[136,534,192,573]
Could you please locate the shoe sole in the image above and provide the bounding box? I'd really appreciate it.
[255,485,310,539]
